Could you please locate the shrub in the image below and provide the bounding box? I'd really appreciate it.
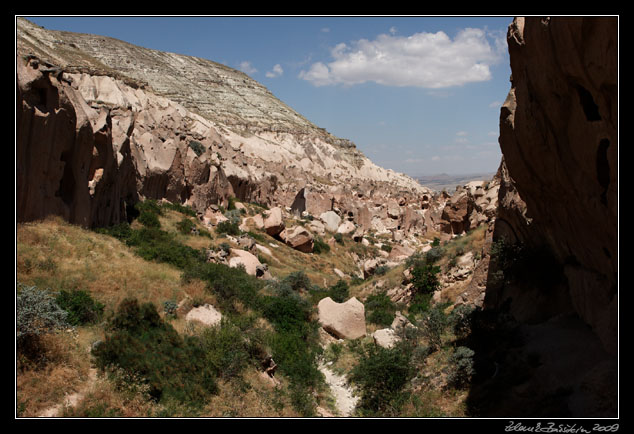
[138,210,161,228]
[188,140,205,157]
[349,341,413,416]
[163,300,178,317]
[93,298,217,408]
[198,320,251,380]
[283,271,312,292]
[419,307,447,351]
[333,233,344,245]
[380,244,392,253]
[176,217,196,235]
[431,237,440,247]
[312,237,330,254]
[17,283,69,356]
[215,220,241,236]
[447,346,475,389]
[449,304,476,340]
[365,293,396,327]
[328,280,349,303]
[411,262,441,295]
[424,246,444,264]
[55,289,104,326]
[374,264,390,276]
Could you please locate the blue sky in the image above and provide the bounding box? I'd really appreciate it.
[22,16,513,176]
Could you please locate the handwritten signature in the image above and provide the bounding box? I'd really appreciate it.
[505,421,619,433]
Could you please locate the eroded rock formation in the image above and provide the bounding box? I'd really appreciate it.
[475,17,618,417]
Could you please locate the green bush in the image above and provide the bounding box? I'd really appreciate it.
[138,210,161,228]
[312,237,330,254]
[93,298,218,409]
[55,289,104,326]
[176,217,196,235]
[449,304,476,340]
[188,140,205,157]
[380,244,392,253]
[328,280,349,303]
[333,233,344,245]
[419,307,447,351]
[411,262,441,295]
[127,227,205,269]
[198,320,251,380]
[365,293,396,327]
[349,341,413,416]
[215,220,241,236]
[283,271,312,292]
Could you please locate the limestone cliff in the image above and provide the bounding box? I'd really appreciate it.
[473,17,618,417]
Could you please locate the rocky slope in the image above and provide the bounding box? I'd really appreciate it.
[474,17,618,417]
[17,17,432,230]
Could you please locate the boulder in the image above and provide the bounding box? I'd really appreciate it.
[389,244,414,261]
[336,220,356,235]
[317,297,366,339]
[185,304,222,327]
[280,226,314,253]
[372,328,399,349]
[363,258,379,278]
[319,210,341,232]
[228,248,263,276]
[263,207,284,236]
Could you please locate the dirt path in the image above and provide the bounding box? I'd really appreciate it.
[318,363,359,417]
[38,367,98,417]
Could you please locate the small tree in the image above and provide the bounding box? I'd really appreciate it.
[411,262,441,295]
[419,307,446,351]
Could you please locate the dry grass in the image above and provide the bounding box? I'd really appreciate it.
[16,216,204,312]
[16,331,92,417]
[203,369,300,417]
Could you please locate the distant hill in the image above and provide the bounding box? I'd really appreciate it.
[414,173,496,192]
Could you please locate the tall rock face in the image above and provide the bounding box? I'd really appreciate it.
[16,17,428,228]
[475,17,617,417]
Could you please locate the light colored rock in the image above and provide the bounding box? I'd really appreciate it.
[319,210,341,233]
[333,268,346,279]
[336,220,355,235]
[372,328,399,349]
[388,244,414,261]
[185,304,222,327]
[255,243,273,257]
[263,207,284,236]
[363,258,379,278]
[317,297,366,340]
[228,248,263,276]
[280,225,314,253]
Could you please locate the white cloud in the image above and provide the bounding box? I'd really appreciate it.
[238,61,257,75]
[321,27,330,33]
[489,100,502,108]
[456,131,468,136]
[299,27,505,88]
[265,64,284,78]
[389,26,397,35]
[487,131,498,136]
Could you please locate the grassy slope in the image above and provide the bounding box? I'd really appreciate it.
[17,205,486,417]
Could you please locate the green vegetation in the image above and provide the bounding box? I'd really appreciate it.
[364,292,396,327]
[312,236,330,254]
[93,298,218,412]
[55,288,104,326]
[188,140,205,157]
[16,283,69,360]
[349,341,414,416]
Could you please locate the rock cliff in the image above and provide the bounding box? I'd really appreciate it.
[474,17,618,417]
[16,17,429,228]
